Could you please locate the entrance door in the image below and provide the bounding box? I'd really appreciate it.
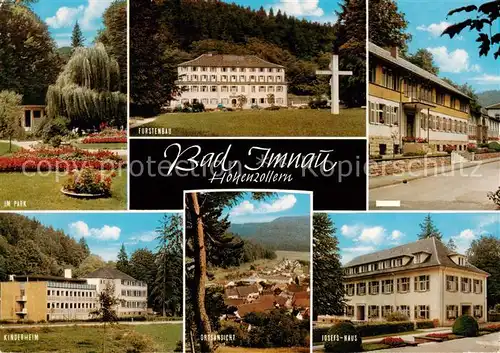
[356,305,365,321]
[461,305,471,316]
[24,110,31,128]
[231,99,237,107]
[406,113,415,137]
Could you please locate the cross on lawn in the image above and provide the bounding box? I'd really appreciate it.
[316,54,353,115]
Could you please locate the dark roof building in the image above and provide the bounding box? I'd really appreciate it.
[85,267,137,281]
[178,54,284,69]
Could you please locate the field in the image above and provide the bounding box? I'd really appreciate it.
[130,108,365,137]
[218,347,310,352]
[212,251,310,282]
[0,141,20,156]
[0,171,127,210]
[0,323,182,353]
[74,142,127,150]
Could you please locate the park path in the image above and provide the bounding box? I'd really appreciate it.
[129,117,157,129]
[0,320,182,329]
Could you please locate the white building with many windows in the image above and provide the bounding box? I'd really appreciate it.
[173,54,288,109]
[337,237,489,325]
[84,267,148,317]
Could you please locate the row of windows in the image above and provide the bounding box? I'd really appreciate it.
[47,302,96,309]
[179,97,285,105]
[47,282,95,290]
[121,280,146,287]
[121,290,147,297]
[368,102,468,134]
[446,276,483,293]
[179,74,283,83]
[181,85,284,93]
[180,66,283,73]
[122,301,147,309]
[345,257,406,275]
[47,290,94,298]
[370,66,469,113]
[345,276,430,296]
[446,305,483,319]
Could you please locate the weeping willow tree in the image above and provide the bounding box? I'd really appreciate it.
[44,43,126,130]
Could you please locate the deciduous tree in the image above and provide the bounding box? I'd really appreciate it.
[369,0,411,48]
[0,91,23,152]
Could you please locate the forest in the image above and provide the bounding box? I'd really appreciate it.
[131,0,366,115]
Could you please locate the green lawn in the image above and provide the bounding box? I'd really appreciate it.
[0,170,127,210]
[74,142,127,150]
[0,324,169,353]
[134,323,182,352]
[0,141,20,156]
[130,108,366,137]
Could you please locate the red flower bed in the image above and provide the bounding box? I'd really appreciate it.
[0,146,125,172]
[380,337,405,346]
[82,136,127,144]
[483,324,500,332]
[427,333,450,338]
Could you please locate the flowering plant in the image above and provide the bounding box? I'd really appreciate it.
[444,145,456,154]
[380,337,405,346]
[84,128,126,143]
[63,168,115,196]
[427,333,450,338]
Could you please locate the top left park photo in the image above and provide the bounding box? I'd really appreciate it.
[0,0,128,211]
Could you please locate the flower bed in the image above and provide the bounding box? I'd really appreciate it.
[0,146,125,172]
[82,129,127,144]
[376,336,417,348]
[62,168,114,197]
[482,324,500,332]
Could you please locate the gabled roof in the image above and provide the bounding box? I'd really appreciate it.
[345,237,489,278]
[486,102,500,109]
[369,42,470,100]
[178,54,284,69]
[84,267,137,281]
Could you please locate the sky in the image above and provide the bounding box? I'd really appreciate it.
[330,212,500,265]
[32,0,114,47]
[398,0,500,92]
[23,212,180,262]
[227,0,341,24]
[222,192,311,224]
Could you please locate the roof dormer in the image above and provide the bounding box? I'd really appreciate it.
[412,251,431,264]
[449,254,468,266]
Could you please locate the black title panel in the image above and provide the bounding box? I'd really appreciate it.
[130,138,366,210]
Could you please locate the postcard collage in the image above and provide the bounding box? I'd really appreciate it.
[0,0,499,352]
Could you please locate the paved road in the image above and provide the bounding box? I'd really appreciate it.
[370,161,500,210]
[0,320,182,329]
[372,331,500,352]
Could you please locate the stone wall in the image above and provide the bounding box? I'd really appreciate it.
[370,155,451,177]
[370,136,394,156]
[474,152,500,161]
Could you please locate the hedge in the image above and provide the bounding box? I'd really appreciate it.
[416,320,435,329]
[313,321,415,342]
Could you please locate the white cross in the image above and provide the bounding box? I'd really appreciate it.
[316,54,353,115]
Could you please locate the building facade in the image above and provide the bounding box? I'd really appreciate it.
[485,103,500,142]
[338,237,488,326]
[21,105,46,132]
[84,267,148,317]
[368,43,471,156]
[0,270,97,322]
[174,54,288,109]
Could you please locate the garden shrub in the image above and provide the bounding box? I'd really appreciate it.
[487,187,500,207]
[495,304,500,313]
[403,151,426,157]
[452,315,479,337]
[379,337,405,346]
[416,320,435,329]
[120,331,157,353]
[324,321,362,353]
[309,98,328,109]
[49,135,62,148]
[63,168,114,196]
[40,116,69,143]
[386,312,410,322]
[356,321,414,337]
[488,141,500,151]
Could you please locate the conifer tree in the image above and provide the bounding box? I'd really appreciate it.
[116,244,129,274]
[417,214,442,240]
[447,238,457,251]
[71,21,85,49]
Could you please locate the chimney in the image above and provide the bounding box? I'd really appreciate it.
[390,47,399,59]
[64,269,72,279]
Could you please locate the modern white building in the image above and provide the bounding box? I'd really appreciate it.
[338,237,489,325]
[84,267,148,317]
[173,54,288,109]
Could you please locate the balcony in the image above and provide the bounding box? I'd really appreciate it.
[16,308,28,315]
[16,296,27,302]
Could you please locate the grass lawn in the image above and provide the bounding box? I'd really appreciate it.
[0,324,171,353]
[74,142,127,150]
[217,347,310,352]
[0,170,127,210]
[130,108,365,137]
[134,323,182,352]
[0,141,20,156]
